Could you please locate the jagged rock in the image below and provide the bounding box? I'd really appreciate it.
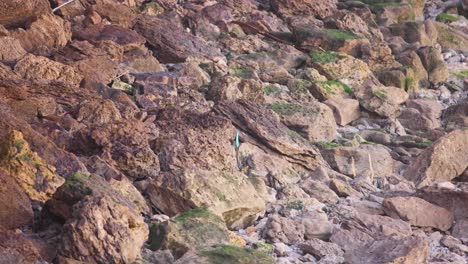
[73,24,146,51]
[298,239,344,260]
[0,0,51,28]
[383,196,453,231]
[0,169,33,230]
[149,208,230,258]
[76,99,122,126]
[345,236,429,264]
[14,54,83,86]
[215,100,324,170]
[270,0,337,18]
[270,100,337,143]
[329,178,362,198]
[388,21,434,46]
[444,98,468,130]
[404,129,468,188]
[0,37,27,65]
[418,185,468,221]
[417,46,449,86]
[324,97,360,126]
[399,99,443,131]
[396,50,429,89]
[90,119,160,180]
[0,130,64,202]
[11,14,71,56]
[321,144,393,178]
[134,17,222,63]
[59,194,148,263]
[368,0,420,26]
[300,178,339,204]
[0,229,55,263]
[209,76,264,102]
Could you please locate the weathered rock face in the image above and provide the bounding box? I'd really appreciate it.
[399,99,443,131]
[417,46,449,86]
[0,169,33,230]
[59,195,148,263]
[11,14,72,56]
[418,185,468,221]
[0,0,51,28]
[215,100,324,170]
[14,54,83,86]
[345,236,429,264]
[270,0,337,18]
[404,129,468,188]
[321,144,393,178]
[0,130,65,202]
[354,84,409,118]
[383,196,453,231]
[324,97,361,126]
[0,230,55,263]
[0,37,27,65]
[433,22,468,52]
[134,17,222,63]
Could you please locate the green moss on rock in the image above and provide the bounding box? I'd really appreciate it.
[199,245,274,264]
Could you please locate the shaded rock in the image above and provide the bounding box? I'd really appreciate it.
[90,119,160,180]
[0,0,51,28]
[0,130,65,202]
[404,129,468,188]
[134,17,222,63]
[388,21,433,46]
[209,76,264,102]
[300,178,339,204]
[368,1,418,26]
[417,46,449,86]
[345,236,429,264]
[0,169,33,230]
[418,185,468,221]
[399,99,443,131]
[452,219,468,244]
[0,37,27,65]
[262,214,304,244]
[215,100,324,170]
[324,97,360,126]
[383,196,453,231]
[329,178,362,198]
[396,50,429,89]
[149,208,230,258]
[59,194,148,263]
[321,144,393,178]
[270,100,337,143]
[0,230,55,264]
[76,99,122,126]
[14,54,83,86]
[270,0,337,18]
[73,24,146,51]
[11,14,71,56]
[444,99,468,130]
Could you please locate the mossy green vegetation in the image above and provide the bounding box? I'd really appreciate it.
[316,80,353,95]
[230,67,253,79]
[286,200,304,210]
[403,77,415,92]
[174,207,214,224]
[269,102,317,116]
[436,13,459,23]
[310,50,339,64]
[374,90,388,100]
[323,29,359,40]
[263,84,281,96]
[199,245,274,264]
[453,70,468,79]
[254,242,274,255]
[318,141,341,149]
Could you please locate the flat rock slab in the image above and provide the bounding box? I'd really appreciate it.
[383,196,453,231]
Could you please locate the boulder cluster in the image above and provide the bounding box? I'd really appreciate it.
[0,0,467,263]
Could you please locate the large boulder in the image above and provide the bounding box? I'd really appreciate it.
[59,194,148,263]
[0,0,51,28]
[14,54,83,86]
[0,169,33,230]
[324,97,361,126]
[269,100,337,143]
[417,46,449,86]
[354,84,409,118]
[11,14,71,56]
[321,144,394,178]
[433,22,468,52]
[404,129,468,188]
[383,196,453,231]
[398,99,443,132]
[0,229,55,263]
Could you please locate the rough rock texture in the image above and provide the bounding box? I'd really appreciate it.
[0,0,51,28]
[60,195,148,263]
[0,37,27,65]
[0,130,65,202]
[383,196,453,231]
[404,129,468,188]
[270,0,337,18]
[0,169,33,230]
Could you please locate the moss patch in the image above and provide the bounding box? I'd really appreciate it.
[323,29,360,40]
[453,70,468,79]
[316,80,353,95]
[318,142,341,149]
[264,84,281,96]
[230,67,253,79]
[174,207,215,224]
[310,50,339,64]
[436,13,459,23]
[199,245,274,264]
[374,90,388,100]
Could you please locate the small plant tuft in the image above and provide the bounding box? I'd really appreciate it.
[310,50,339,64]
[436,13,459,23]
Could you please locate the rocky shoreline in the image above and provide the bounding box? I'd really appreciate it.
[0,0,467,263]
